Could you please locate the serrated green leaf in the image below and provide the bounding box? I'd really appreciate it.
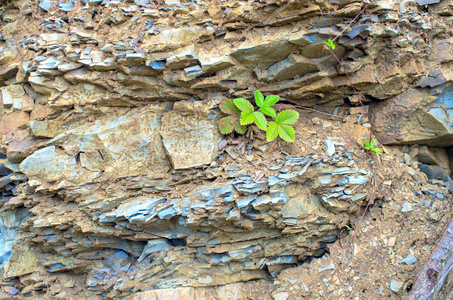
[253,111,267,130]
[278,124,295,142]
[260,106,276,118]
[364,140,370,150]
[220,99,240,115]
[263,95,279,107]
[255,90,264,107]
[374,148,381,155]
[234,123,247,134]
[240,109,255,125]
[276,110,299,125]
[234,98,253,111]
[370,139,378,147]
[266,121,279,142]
[218,116,234,134]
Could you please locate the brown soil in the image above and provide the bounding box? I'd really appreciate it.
[259,107,453,299]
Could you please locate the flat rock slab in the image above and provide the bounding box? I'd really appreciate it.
[160,111,218,169]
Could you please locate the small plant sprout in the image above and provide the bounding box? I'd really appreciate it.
[323,39,335,50]
[218,98,247,134]
[266,110,299,142]
[344,224,354,231]
[364,139,382,155]
[218,90,299,142]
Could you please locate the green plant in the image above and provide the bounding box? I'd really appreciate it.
[344,224,354,231]
[364,139,381,155]
[218,90,299,142]
[266,110,299,142]
[218,98,247,134]
[323,39,336,50]
[233,90,279,131]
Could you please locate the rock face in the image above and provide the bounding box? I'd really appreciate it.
[0,0,452,298]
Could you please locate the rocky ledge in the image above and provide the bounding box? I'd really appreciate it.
[0,0,452,298]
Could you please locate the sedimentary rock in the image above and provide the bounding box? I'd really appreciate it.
[0,0,452,298]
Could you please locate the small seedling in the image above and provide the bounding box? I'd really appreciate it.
[218,98,247,134]
[344,224,354,231]
[266,110,299,142]
[234,90,280,131]
[323,39,336,50]
[364,139,381,155]
[218,91,299,142]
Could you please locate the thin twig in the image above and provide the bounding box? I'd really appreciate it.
[331,3,369,44]
[274,103,343,119]
[351,165,377,240]
[155,0,163,9]
[376,128,412,148]
[324,47,371,124]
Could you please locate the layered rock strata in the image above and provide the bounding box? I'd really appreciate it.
[0,0,452,298]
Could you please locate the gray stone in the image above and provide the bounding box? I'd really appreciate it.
[1,85,25,108]
[99,197,165,223]
[0,209,32,270]
[419,69,448,88]
[19,146,79,182]
[160,108,218,170]
[401,202,413,212]
[57,62,83,72]
[415,0,440,5]
[419,164,450,180]
[137,239,170,263]
[323,140,336,156]
[317,262,335,272]
[390,279,404,293]
[371,85,453,147]
[345,176,368,185]
[257,54,319,82]
[230,27,296,69]
[402,254,418,265]
[344,25,370,39]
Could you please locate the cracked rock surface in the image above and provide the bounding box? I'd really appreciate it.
[0,0,452,299]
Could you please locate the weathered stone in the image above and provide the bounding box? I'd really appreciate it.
[1,85,26,109]
[160,106,218,169]
[37,33,66,48]
[256,54,320,82]
[143,27,214,51]
[230,27,297,69]
[5,130,44,163]
[390,279,404,294]
[49,106,171,180]
[281,185,322,220]
[128,281,275,300]
[370,86,453,147]
[197,43,234,74]
[19,145,80,182]
[0,1,451,298]
[0,111,29,135]
[0,209,31,273]
[166,45,199,70]
[51,84,108,107]
[4,242,42,278]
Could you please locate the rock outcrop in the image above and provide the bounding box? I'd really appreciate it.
[0,0,452,298]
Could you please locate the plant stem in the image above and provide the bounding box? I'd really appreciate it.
[375,128,412,148]
[351,170,377,240]
[324,47,371,124]
[331,3,369,44]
